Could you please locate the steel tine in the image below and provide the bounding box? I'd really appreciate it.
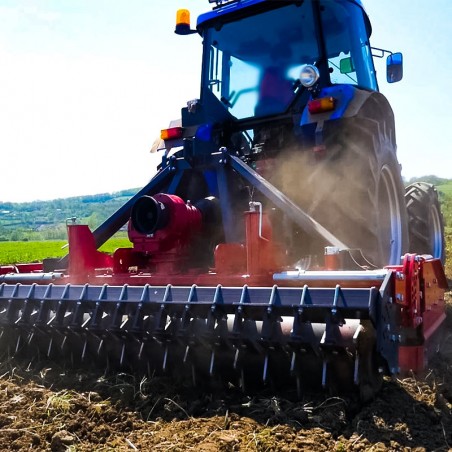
[81,339,87,361]
[209,349,215,377]
[162,345,168,371]
[47,338,53,358]
[183,345,190,364]
[290,351,296,373]
[262,354,269,383]
[354,353,360,385]
[15,335,21,354]
[240,369,245,393]
[233,348,239,370]
[296,376,302,399]
[322,359,328,388]
[104,354,110,377]
[97,339,104,356]
[120,343,126,367]
[138,342,144,360]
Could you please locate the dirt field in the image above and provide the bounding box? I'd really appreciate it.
[0,293,451,451]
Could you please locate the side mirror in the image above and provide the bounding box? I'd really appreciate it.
[387,52,403,83]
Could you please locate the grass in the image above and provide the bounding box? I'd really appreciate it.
[0,236,450,279]
[437,181,452,197]
[0,238,131,265]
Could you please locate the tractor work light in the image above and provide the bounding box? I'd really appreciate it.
[161,126,184,141]
[299,64,320,88]
[307,97,336,114]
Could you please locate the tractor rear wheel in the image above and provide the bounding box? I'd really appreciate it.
[275,120,408,268]
[405,182,445,262]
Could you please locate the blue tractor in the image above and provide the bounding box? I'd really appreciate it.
[167,0,416,267]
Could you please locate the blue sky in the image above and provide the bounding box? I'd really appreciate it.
[0,1,450,202]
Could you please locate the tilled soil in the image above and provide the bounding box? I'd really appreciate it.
[0,293,451,451]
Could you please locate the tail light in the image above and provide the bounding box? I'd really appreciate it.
[161,126,184,140]
[308,97,336,114]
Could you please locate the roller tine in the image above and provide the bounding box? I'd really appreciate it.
[15,335,21,354]
[138,342,144,360]
[209,350,215,377]
[27,332,34,345]
[353,325,363,385]
[354,353,360,385]
[81,339,87,361]
[233,348,239,370]
[290,351,296,373]
[322,359,328,388]
[240,369,245,393]
[120,343,126,367]
[104,354,110,377]
[97,339,104,356]
[262,354,269,383]
[296,376,302,399]
[61,335,67,351]
[183,345,190,364]
[162,345,168,371]
[47,338,53,358]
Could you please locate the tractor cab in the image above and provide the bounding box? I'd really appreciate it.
[195,0,378,122]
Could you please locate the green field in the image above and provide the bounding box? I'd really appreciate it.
[0,238,131,266]
[438,180,452,197]
[0,236,450,279]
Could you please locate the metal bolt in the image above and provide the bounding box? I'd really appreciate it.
[396,293,404,302]
[396,272,405,281]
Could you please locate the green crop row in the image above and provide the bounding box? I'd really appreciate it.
[0,238,131,266]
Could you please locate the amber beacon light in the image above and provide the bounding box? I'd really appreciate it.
[175,9,196,35]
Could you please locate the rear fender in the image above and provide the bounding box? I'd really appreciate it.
[300,86,396,148]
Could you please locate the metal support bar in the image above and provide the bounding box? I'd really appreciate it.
[0,283,377,327]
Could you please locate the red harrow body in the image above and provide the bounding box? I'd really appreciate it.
[0,191,447,398]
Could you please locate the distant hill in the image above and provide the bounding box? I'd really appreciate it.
[0,188,139,241]
[0,176,451,242]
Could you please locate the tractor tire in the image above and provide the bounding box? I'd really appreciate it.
[272,119,408,267]
[405,182,445,263]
